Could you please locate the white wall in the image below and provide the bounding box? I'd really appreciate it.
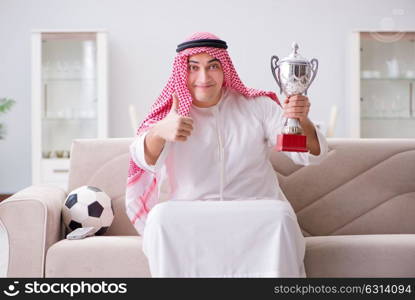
[0,0,414,193]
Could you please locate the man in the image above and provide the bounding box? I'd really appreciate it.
[125,32,328,277]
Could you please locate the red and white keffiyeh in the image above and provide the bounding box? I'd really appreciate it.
[125,32,280,235]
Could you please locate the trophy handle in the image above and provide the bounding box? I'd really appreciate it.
[270,55,283,94]
[304,58,318,95]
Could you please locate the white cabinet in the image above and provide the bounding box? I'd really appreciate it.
[351,31,415,138]
[31,30,108,192]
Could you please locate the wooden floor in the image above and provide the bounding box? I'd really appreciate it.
[0,194,13,202]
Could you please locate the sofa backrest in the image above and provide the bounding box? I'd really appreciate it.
[270,138,415,237]
[68,138,415,237]
[68,138,138,236]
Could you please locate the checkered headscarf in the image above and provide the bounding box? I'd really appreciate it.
[125,32,280,235]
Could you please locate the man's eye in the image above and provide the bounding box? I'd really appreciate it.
[209,64,219,69]
[189,65,198,71]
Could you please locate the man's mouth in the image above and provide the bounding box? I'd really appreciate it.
[195,85,214,89]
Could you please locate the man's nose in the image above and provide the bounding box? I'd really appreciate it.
[197,69,209,83]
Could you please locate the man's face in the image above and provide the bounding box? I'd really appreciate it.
[187,53,224,107]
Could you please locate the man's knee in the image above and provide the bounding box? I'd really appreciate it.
[146,202,172,226]
[260,200,297,218]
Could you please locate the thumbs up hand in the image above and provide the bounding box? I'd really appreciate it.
[153,93,194,142]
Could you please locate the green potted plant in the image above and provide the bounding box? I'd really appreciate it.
[0,98,16,140]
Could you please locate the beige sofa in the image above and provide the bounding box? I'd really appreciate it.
[1,138,415,278]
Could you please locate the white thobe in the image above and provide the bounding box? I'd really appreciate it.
[130,87,328,277]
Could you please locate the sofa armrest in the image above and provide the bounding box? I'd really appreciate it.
[0,184,66,277]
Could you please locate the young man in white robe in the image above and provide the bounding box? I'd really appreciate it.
[126,32,328,277]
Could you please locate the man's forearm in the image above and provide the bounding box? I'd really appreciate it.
[299,118,320,155]
[144,126,166,166]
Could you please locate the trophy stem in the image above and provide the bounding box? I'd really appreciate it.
[282,118,303,135]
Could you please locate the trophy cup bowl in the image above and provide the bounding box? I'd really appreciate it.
[271,42,318,152]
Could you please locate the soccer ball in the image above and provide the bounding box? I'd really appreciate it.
[62,185,114,235]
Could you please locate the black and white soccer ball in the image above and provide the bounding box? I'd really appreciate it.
[62,185,114,235]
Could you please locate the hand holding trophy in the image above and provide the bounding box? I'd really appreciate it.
[271,42,318,152]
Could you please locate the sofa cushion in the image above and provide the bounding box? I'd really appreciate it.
[45,234,415,278]
[305,234,415,277]
[45,236,150,277]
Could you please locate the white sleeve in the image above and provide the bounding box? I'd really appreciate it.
[129,131,170,174]
[259,96,329,166]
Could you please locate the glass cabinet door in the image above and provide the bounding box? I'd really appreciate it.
[32,30,107,191]
[360,32,415,138]
[41,32,98,159]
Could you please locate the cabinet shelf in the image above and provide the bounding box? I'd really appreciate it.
[43,78,96,81]
[42,158,70,161]
[42,117,97,121]
[361,77,415,81]
[361,117,415,120]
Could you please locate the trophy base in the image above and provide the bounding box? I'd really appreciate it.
[276,134,308,152]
